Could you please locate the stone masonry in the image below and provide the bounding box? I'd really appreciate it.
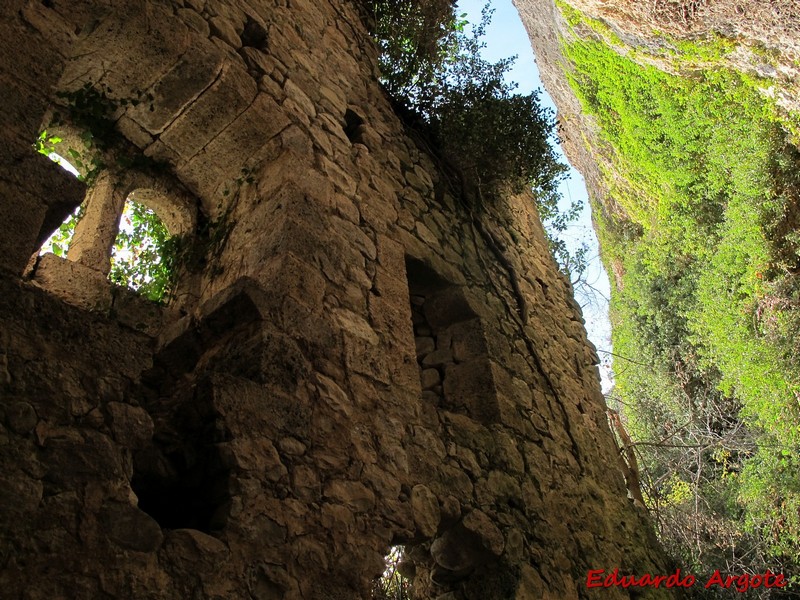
[1,0,673,598]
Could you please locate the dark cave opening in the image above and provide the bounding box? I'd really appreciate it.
[343,108,365,144]
[131,396,232,533]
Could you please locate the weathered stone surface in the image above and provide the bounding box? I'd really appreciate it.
[462,509,504,556]
[160,62,258,160]
[411,484,440,538]
[323,480,375,513]
[430,527,481,572]
[32,253,113,312]
[100,502,163,552]
[130,41,225,135]
[4,401,37,434]
[106,402,153,449]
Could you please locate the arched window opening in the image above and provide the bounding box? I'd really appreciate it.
[45,152,80,178]
[39,203,84,258]
[37,151,83,258]
[109,198,174,303]
[35,129,94,182]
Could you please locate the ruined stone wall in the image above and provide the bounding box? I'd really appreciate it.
[1,1,671,598]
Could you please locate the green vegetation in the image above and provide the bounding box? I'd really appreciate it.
[33,81,202,303]
[375,1,568,200]
[558,5,800,586]
[371,547,411,600]
[109,200,173,302]
[37,82,163,185]
[370,0,585,276]
[39,204,83,258]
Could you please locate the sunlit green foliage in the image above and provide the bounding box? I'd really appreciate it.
[559,4,800,581]
[376,2,568,197]
[372,0,465,103]
[40,205,84,258]
[109,201,173,302]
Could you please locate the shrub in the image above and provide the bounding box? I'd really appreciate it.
[372,2,567,199]
[371,1,575,271]
[372,0,458,102]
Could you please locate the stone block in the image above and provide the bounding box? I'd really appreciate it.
[448,318,488,363]
[161,62,258,161]
[106,402,154,449]
[210,16,242,48]
[110,285,168,336]
[343,331,390,385]
[190,92,290,179]
[442,359,500,424]
[177,8,210,36]
[411,484,440,538]
[4,401,38,434]
[330,215,376,261]
[462,509,504,556]
[260,253,327,310]
[100,502,163,552]
[421,348,453,368]
[0,24,62,92]
[0,149,84,270]
[323,480,375,513]
[130,41,225,135]
[415,336,435,359]
[420,368,440,390]
[0,184,47,275]
[32,253,112,312]
[423,287,478,331]
[206,327,312,392]
[64,4,191,95]
[430,526,481,572]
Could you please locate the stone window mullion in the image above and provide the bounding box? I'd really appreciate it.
[66,171,127,276]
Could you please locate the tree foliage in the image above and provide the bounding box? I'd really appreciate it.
[371,1,577,272]
[380,3,568,198]
[109,200,173,302]
[560,5,800,587]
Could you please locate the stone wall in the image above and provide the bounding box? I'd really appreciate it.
[1,0,671,598]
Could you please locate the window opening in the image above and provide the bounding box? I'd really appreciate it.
[38,152,83,258]
[343,108,365,144]
[131,431,230,532]
[39,203,84,258]
[46,152,80,178]
[109,198,173,302]
[372,546,411,600]
[406,257,498,423]
[131,385,232,533]
[35,131,80,177]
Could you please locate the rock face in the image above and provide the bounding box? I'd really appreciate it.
[0,0,671,598]
[515,0,800,233]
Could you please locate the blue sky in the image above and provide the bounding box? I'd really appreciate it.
[456,0,614,389]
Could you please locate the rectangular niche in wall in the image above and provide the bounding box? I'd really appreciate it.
[405,257,501,424]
